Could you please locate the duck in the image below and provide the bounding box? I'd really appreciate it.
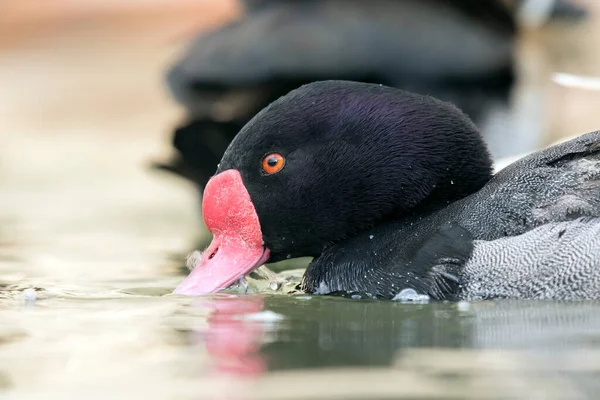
[162,0,518,193]
[173,80,600,301]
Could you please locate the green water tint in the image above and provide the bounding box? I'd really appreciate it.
[3,276,600,399]
[180,294,600,399]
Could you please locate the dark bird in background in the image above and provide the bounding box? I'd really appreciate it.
[154,0,587,245]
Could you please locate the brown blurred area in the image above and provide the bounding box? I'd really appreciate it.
[0,1,242,277]
[0,0,239,49]
[0,0,241,141]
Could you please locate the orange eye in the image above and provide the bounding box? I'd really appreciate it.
[261,153,285,174]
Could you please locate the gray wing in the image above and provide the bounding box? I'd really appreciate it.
[432,130,600,300]
[448,130,600,240]
[462,217,600,300]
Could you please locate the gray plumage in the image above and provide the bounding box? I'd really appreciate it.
[438,130,600,300]
[442,130,600,300]
[446,131,600,239]
[463,218,600,300]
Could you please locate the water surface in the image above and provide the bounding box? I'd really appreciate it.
[2,277,600,399]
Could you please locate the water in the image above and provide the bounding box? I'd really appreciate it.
[2,279,600,399]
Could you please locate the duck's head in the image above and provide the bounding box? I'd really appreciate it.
[174,81,493,296]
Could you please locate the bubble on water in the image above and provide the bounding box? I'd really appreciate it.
[392,288,430,304]
[239,310,285,322]
[186,251,203,271]
[457,301,471,313]
[21,288,36,302]
[269,281,281,291]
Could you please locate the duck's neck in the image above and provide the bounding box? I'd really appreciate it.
[387,171,493,222]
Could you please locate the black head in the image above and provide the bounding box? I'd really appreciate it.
[217,80,493,262]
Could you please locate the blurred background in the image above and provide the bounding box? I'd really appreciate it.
[2,1,600,398]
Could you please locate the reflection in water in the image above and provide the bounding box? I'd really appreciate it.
[470,301,600,352]
[258,296,471,370]
[198,295,267,377]
[193,295,600,365]
[188,295,600,399]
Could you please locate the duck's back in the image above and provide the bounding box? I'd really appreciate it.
[449,130,600,240]
[449,130,600,300]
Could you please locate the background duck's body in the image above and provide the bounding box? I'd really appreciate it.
[163,0,517,194]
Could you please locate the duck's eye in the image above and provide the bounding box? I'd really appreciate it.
[262,153,285,174]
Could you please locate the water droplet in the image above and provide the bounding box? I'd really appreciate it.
[457,301,470,313]
[351,294,362,300]
[269,281,281,291]
[22,288,36,302]
[392,288,430,304]
[241,310,285,322]
[186,251,203,270]
[238,277,249,294]
[369,235,374,239]
[315,282,330,295]
[450,180,454,185]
